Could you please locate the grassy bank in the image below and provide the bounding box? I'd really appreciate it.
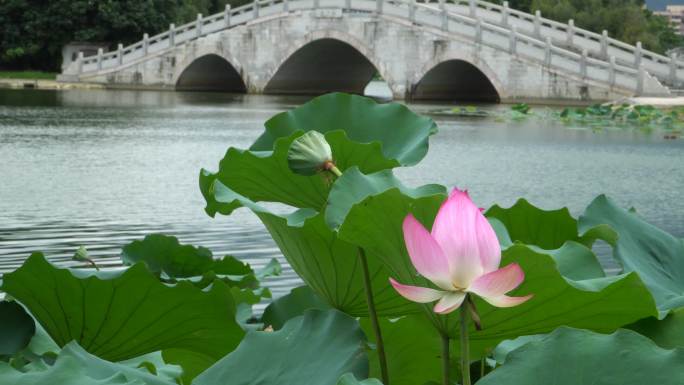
[0,71,57,80]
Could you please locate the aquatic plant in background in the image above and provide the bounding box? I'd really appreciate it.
[0,93,683,385]
[434,102,683,138]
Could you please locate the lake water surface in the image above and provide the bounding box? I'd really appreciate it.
[1,87,683,299]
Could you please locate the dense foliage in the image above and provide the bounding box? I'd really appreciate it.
[0,93,683,385]
[0,0,248,71]
[498,0,683,53]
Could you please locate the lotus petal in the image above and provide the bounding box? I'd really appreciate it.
[389,278,445,303]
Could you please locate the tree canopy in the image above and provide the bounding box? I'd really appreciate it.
[1,0,681,72]
[500,0,683,53]
[0,0,248,71]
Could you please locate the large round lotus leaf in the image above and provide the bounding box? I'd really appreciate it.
[486,198,611,249]
[337,188,657,348]
[0,342,177,385]
[120,233,271,288]
[1,253,245,380]
[253,93,437,167]
[200,179,417,317]
[629,307,684,349]
[201,94,437,216]
[580,194,684,313]
[478,327,684,385]
[261,286,330,330]
[194,309,368,385]
[0,301,35,356]
[337,373,383,385]
[121,233,216,278]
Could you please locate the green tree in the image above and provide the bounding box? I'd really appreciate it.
[494,0,682,53]
[0,0,214,71]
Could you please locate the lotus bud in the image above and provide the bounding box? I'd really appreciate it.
[287,131,341,176]
[72,246,99,270]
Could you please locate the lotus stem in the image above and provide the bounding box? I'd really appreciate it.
[441,333,450,385]
[480,357,485,379]
[460,296,472,385]
[323,160,342,177]
[358,247,389,385]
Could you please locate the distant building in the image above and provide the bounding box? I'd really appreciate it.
[61,42,109,71]
[655,5,684,35]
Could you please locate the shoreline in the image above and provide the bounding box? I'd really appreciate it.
[2,77,684,107]
[0,78,105,90]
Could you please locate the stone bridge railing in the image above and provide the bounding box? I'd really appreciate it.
[68,0,667,95]
[434,0,683,87]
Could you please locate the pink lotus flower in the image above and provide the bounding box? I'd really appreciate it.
[390,188,533,314]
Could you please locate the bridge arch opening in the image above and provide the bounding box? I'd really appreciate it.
[412,60,500,103]
[265,38,379,96]
[176,54,246,92]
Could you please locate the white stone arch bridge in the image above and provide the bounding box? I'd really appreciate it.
[59,0,683,102]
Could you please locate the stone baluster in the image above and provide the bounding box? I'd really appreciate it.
[225,4,232,25]
[346,0,351,10]
[501,1,509,27]
[143,33,149,55]
[97,48,103,70]
[117,44,123,66]
[509,26,517,54]
[544,37,552,66]
[440,0,448,31]
[600,30,609,59]
[377,0,383,14]
[196,14,203,38]
[475,18,482,44]
[534,10,541,38]
[634,41,642,68]
[409,0,416,23]
[469,0,476,17]
[608,55,616,86]
[169,24,176,46]
[580,48,588,78]
[254,0,259,18]
[637,65,645,95]
[77,52,84,74]
[314,0,319,9]
[567,19,574,46]
[670,53,678,85]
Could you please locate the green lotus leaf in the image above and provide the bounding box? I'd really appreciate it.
[261,286,330,330]
[325,166,446,230]
[202,94,436,216]
[486,198,613,249]
[201,179,416,317]
[629,307,684,349]
[490,218,605,281]
[580,194,684,313]
[337,189,658,352]
[257,209,414,317]
[0,301,35,357]
[0,342,177,385]
[478,327,684,385]
[360,315,443,385]
[337,373,384,385]
[1,253,245,380]
[194,309,368,385]
[252,93,437,166]
[121,233,263,281]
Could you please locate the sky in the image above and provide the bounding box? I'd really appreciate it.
[646,0,684,11]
